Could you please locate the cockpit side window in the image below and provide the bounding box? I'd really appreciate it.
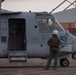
[37,18,54,35]
[36,13,65,35]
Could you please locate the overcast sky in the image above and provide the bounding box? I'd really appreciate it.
[1,0,76,13]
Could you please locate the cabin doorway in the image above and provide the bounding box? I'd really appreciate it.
[8,19,26,50]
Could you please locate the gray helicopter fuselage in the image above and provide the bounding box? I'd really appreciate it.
[0,11,76,59]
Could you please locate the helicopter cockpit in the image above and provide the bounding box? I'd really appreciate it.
[36,13,65,35]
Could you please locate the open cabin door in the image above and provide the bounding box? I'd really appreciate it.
[8,18,27,63]
[8,19,26,50]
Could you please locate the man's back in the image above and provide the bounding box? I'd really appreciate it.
[48,36,60,47]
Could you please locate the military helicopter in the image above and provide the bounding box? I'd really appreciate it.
[0,0,76,67]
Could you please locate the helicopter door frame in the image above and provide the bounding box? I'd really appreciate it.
[8,18,26,50]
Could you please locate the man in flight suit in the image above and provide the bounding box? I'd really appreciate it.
[45,30,61,70]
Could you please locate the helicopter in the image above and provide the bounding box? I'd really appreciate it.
[0,0,76,67]
[0,11,76,66]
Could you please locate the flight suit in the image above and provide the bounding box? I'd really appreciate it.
[45,35,60,70]
[46,47,59,70]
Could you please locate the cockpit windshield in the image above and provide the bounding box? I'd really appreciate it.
[36,13,65,35]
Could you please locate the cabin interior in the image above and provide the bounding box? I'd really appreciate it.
[8,19,26,50]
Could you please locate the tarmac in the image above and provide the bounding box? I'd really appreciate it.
[0,56,76,75]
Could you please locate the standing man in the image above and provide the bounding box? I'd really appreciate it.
[45,30,61,70]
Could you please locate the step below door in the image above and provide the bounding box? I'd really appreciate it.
[8,50,27,63]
